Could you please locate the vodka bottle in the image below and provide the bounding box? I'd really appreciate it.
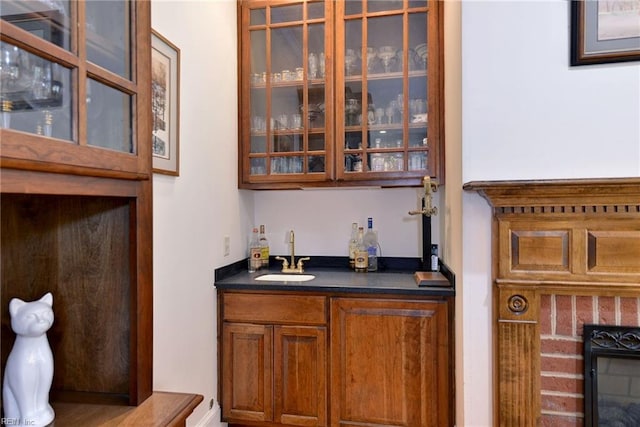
[248,227,261,272]
[354,227,368,273]
[363,217,378,272]
[430,244,439,272]
[259,225,269,269]
[348,222,358,269]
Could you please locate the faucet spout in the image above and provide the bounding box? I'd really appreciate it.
[289,230,295,267]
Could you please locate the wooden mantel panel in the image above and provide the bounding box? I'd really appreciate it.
[510,230,569,272]
[587,230,640,274]
[464,177,640,426]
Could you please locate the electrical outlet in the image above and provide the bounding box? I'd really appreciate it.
[223,236,230,257]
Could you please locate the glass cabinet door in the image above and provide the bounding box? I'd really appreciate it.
[0,0,149,176]
[241,0,333,185]
[336,0,438,182]
[1,1,72,140]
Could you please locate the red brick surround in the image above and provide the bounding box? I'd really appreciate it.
[539,295,640,426]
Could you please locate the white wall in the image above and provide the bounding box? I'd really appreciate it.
[461,1,640,426]
[151,1,639,426]
[152,1,245,426]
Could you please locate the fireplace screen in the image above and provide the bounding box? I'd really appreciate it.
[584,325,640,427]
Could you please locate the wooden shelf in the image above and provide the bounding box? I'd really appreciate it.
[51,392,203,427]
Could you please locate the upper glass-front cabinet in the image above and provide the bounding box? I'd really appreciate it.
[241,0,335,186]
[240,0,442,188]
[0,0,150,178]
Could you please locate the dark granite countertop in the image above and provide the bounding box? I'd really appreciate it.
[214,257,455,297]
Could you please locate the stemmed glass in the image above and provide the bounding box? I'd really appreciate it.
[365,47,377,73]
[344,49,357,76]
[377,46,396,74]
[375,107,385,125]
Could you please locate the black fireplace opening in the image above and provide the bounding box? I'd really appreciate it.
[584,324,640,427]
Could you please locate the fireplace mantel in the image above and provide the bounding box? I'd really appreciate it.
[464,177,640,426]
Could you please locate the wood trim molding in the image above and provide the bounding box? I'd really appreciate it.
[464,177,640,426]
[463,177,640,209]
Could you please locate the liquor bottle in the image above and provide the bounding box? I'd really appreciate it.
[354,227,368,273]
[248,227,261,272]
[430,244,439,272]
[363,217,378,272]
[259,225,269,269]
[348,222,358,269]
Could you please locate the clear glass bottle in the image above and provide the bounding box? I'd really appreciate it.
[363,217,378,272]
[354,227,368,273]
[259,224,269,269]
[348,222,358,269]
[248,227,261,272]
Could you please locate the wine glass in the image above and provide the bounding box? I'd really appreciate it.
[308,53,318,79]
[375,107,384,125]
[377,46,396,74]
[365,47,377,73]
[345,49,357,76]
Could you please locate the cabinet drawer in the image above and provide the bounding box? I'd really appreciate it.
[223,293,327,325]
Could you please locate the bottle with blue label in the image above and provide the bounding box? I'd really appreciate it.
[363,217,378,272]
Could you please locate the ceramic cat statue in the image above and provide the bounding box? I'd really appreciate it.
[3,292,55,427]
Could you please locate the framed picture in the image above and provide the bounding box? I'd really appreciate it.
[151,30,180,175]
[570,0,640,66]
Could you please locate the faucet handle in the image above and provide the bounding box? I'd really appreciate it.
[275,256,289,270]
[296,257,310,271]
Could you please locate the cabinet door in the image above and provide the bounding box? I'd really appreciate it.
[274,326,327,426]
[239,0,334,187]
[335,0,442,185]
[222,323,274,423]
[0,0,151,179]
[330,298,451,427]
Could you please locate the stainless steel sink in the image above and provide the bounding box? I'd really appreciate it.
[255,274,315,282]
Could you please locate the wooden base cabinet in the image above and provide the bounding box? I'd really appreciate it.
[330,298,451,427]
[220,292,328,426]
[218,291,454,427]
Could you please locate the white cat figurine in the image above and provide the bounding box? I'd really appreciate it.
[3,293,55,427]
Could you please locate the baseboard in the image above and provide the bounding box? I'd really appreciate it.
[193,401,225,427]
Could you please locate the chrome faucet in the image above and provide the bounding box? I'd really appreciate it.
[275,230,310,273]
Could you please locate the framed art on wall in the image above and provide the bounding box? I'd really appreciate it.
[151,30,180,175]
[570,0,640,66]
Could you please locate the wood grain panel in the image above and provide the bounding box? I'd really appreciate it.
[587,230,640,274]
[224,293,326,325]
[498,321,540,427]
[1,195,131,399]
[331,298,450,427]
[51,392,202,426]
[511,230,569,272]
[222,323,273,423]
[274,326,327,426]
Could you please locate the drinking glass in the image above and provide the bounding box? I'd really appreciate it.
[377,46,396,73]
[345,49,357,76]
[375,107,385,124]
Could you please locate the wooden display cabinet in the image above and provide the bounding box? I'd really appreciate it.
[1,0,153,409]
[237,0,443,189]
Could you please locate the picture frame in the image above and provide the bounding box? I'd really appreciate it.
[151,29,180,175]
[570,0,640,66]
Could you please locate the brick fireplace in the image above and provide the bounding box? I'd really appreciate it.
[540,295,640,425]
[464,178,640,427]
